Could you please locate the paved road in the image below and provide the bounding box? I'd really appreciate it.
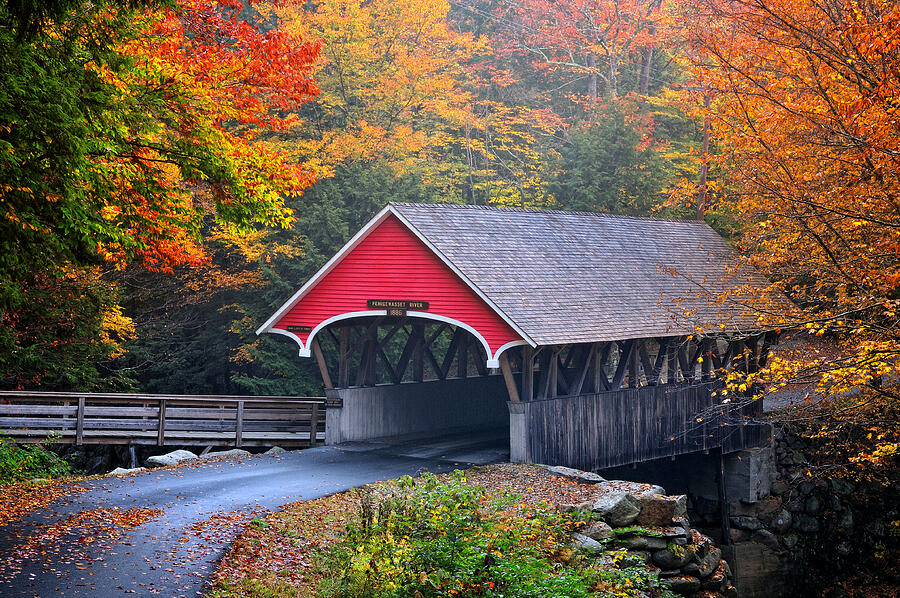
[0,435,508,598]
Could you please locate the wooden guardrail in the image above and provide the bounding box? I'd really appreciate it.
[0,391,326,447]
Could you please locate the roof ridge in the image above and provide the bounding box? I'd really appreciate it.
[389,202,709,225]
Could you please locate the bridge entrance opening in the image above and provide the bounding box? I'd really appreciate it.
[311,316,510,456]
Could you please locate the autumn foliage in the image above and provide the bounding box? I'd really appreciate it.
[674,0,900,462]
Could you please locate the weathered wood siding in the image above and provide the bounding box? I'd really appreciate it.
[523,382,770,470]
[324,375,509,444]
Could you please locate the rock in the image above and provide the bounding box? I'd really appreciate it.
[202,449,251,459]
[782,533,799,549]
[799,480,815,495]
[652,547,694,569]
[666,575,701,594]
[756,496,782,518]
[771,479,790,495]
[805,496,821,514]
[684,546,721,578]
[636,494,686,526]
[771,509,793,533]
[583,521,614,541]
[621,534,669,551]
[546,465,605,484]
[786,498,804,513]
[793,514,820,533]
[571,533,604,552]
[751,529,780,549]
[837,508,854,530]
[835,541,852,556]
[108,467,146,476]
[730,515,762,531]
[592,493,642,527]
[865,520,885,536]
[831,478,855,496]
[145,449,197,468]
[728,528,749,543]
[657,569,684,578]
[559,501,594,513]
[265,446,286,455]
[700,562,729,591]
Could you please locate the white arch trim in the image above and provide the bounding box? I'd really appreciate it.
[490,339,531,367]
[262,309,522,368]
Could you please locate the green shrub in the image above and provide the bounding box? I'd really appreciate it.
[316,471,674,598]
[0,433,70,483]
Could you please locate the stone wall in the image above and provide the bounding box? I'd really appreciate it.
[550,466,737,597]
[687,428,899,598]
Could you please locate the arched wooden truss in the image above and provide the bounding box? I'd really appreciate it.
[310,314,777,401]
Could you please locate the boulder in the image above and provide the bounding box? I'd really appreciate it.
[666,575,701,595]
[652,547,694,569]
[782,533,799,549]
[730,515,762,531]
[751,529,780,549]
[202,449,251,460]
[770,509,793,533]
[571,533,604,552]
[793,513,820,533]
[265,446,286,455]
[108,467,146,476]
[621,534,669,551]
[636,494,687,526]
[145,449,197,468]
[583,521,614,541]
[546,465,605,484]
[683,546,721,578]
[592,493,642,527]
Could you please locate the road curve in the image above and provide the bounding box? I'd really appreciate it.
[0,444,496,597]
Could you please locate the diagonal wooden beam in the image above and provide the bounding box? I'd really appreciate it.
[440,328,464,379]
[611,340,634,390]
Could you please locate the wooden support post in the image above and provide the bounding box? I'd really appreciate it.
[611,340,633,390]
[412,323,425,382]
[458,332,468,378]
[701,338,713,381]
[717,448,732,545]
[667,341,678,384]
[309,402,319,445]
[628,340,640,388]
[157,399,167,445]
[312,338,333,389]
[547,349,559,398]
[235,401,244,447]
[338,327,350,388]
[76,396,85,446]
[521,346,534,401]
[499,353,520,402]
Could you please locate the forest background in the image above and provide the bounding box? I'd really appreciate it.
[1,0,898,464]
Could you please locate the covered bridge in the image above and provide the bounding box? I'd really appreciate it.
[258,203,780,470]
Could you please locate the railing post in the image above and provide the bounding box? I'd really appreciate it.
[76,396,85,445]
[157,399,167,445]
[309,402,319,446]
[235,401,244,447]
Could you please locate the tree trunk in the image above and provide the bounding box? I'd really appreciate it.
[639,48,653,95]
[696,93,711,220]
[588,54,598,101]
[608,55,619,98]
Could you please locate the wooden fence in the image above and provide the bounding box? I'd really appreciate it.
[0,391,326,447]
[523,382,770,470]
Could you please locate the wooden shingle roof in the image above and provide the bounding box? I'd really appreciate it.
[390,203,779,346]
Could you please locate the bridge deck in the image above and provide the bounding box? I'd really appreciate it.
[0,391,326,447]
